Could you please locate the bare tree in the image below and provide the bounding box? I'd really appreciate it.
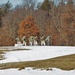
[22,0,37,14]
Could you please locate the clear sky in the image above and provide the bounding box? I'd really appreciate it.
[0,0,44,7]
[0,0,24,7]
[0,0,75,8]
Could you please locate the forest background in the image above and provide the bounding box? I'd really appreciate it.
[0,0,75,46]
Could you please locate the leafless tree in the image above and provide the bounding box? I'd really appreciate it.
[22,0,37,14]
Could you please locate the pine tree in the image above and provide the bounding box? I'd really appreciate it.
[41,0,52,16]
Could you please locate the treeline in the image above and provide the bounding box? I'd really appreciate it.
[0,0,75,46]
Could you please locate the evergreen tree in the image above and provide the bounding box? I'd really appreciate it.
[41,0,52,16]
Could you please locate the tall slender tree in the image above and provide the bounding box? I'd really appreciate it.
[22,0,36,14]
[0,8,3,27]
[41,0,54,16]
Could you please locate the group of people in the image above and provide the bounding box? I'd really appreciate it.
[15,36,50,46]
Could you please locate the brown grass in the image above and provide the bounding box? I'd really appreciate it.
[0,50,5,60]
[0,54,75,70]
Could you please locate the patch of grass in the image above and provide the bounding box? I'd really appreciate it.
[0,51,5,60]
[0,48,30,62]
[0,54,75,70]
[0,55,5,60]
[13,48,30,50]
[0,51,5,54]
[0,48,30,51]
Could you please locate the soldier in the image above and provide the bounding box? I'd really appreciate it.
[28,36,34,46]
[33,36,38,46]
[15,37,22,46]
[40,36,45,46]
[21,36,26,46]
[45,36,50,46]
[15,37,20,44]
[37,35,41,46]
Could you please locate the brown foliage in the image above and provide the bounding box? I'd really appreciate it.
[44,1,75,46]
[0,0,75,46]
[0,27,16,46]
[0,35,16,46]
[18,16,40,38]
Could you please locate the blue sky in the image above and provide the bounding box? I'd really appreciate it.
[0,0,44,7]
[0,0,24,6]
[0,0,75,8]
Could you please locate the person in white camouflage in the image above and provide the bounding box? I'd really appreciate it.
[15,37,22,46]
[40,35,45,46]
[28,36,34,46]
[21,36,26,46]
[33,36,38,46]
[45,36,50,46]
[15,37,20,44]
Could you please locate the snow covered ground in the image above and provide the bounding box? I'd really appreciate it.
[0,46,75,75]
[0,46,75,63]
[0,67,75,75]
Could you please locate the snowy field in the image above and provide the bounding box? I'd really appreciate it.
[0,46,75,63]
[0,46,75,75]
[0,67,75,75]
